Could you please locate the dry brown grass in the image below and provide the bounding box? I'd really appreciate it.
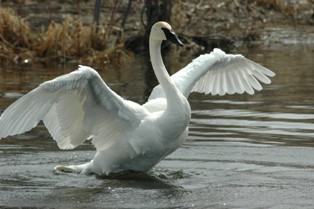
[0,8,33,48]
[0,8,131,65]
[0,8,34,64]
[36,17,94,58]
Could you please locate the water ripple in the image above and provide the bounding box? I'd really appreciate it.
[190,107,314,147]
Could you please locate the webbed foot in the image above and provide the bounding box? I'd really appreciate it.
[54,165,82,173]
[54,161,93,174]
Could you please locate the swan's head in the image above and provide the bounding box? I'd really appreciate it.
[150,21,184,47]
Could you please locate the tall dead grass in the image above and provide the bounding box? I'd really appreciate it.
[0,8,131,65]
[0,8,35,64]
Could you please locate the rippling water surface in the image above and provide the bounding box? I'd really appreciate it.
[1,44,314,208]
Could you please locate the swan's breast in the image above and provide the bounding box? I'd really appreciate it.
[142,98,167,113]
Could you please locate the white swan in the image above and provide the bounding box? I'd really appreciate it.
[0,22,275,175]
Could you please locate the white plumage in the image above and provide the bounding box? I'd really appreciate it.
[0,22,275,175]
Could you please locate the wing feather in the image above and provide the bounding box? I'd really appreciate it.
[239,68,254,95]
[225,70,236,94]
[247,72,263,91]
[232,69,245,94]
[0,65,148,151]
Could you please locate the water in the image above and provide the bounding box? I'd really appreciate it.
[1,44,314,208]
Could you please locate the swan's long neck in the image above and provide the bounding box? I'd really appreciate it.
[149,38,182,106]
[149,37,191,136]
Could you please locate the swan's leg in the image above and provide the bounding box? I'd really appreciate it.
[54,162,93,174]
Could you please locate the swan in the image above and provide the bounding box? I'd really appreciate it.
[0,22,275,175]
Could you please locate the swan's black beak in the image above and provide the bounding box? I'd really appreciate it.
[162,28,184,47]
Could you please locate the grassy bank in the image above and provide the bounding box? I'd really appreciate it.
[0,0,313,65]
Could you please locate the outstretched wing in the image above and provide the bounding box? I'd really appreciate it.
[0,65,148,151]
[148,48,275,100]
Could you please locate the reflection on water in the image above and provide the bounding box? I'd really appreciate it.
[1,44,314,208]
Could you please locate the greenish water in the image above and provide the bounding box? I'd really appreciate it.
[1,44,314,209]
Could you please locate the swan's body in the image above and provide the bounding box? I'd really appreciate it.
[0,22,275,175]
